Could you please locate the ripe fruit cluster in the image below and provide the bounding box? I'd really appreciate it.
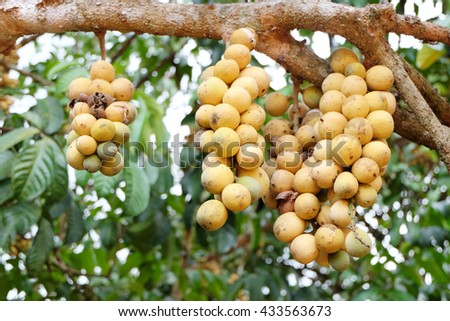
[195,28,271,231]
[267,47,396,271]
[0,50,19,113]
[65,60,137,176]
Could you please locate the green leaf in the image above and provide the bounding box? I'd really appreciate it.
[92,171,120,198]
[123,165,150,216]
[26,218,54,275]
[55,67,89,95]
[35,97,65,135]
[45,140,68,204]
[12,137,57,201]
[127,211,170,253]
[47,61,81,80]
[0,202,41,248]
[0,127,40,153]
[0,151,14,180]
[0,180,14,205]
[21,111,43,130]
[65,200,86,244]
[416,44,445,70]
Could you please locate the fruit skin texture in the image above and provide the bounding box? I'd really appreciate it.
[239,103,266,131]
[329,199,354,227]
[331,133,362,167]
[100,153,124,176]
[222,86,251,113]
[86,79,114,97]
[362,141,391,167]
[221,183,251,212]
[344,62,366,78]
[340,75,367,96]
[97,141,118,160]
[270,169,295,195]
[293,167,321,195]
[66,141,85,170]
[235,124,258,145]
[230,28,258,50]
[214,59,240,85]
[75,135,97,156]
[211,127,240,158]
[209,103,240,130]
[355,184,378,208]
[196,200,228,231]
[236,167,270,196]
[239,66,270,97]
[294,193,321,220]
[311,160,343,189]
[345,228,372,257]
[231,76,259,100]
[264,92,290,116]
[290,234,319,265]
[365,65,394,91]
[91,119,116,142]
[66,130,80,146]
[83,154,102,173]
[273,212,306,243]
[236,143,264,170]
[111,78,134,101]
[112,122,130,145]
[66,77,92,100]
[72,113,97,136]
[328,250,351,271]
[330,47,359,74]
[366,110,394,139]
[351,157,380,184]
[105,101,128,122]
[201,163,234,195]
[302,85,323,109]
[90,60,115,82]
[334,172,359,199]
[344,117,373,145]
[315,224,345,253]
[321,73,345,93]
[236,176,263,203]
[197,77,228,105]
[224,44,251,69]
[195,104,214,129]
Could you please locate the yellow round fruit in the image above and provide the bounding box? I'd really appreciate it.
[75,135,97,156]
[239,103,266,130]
[318,111,348,139]
[97,141,118,160]
[264,92,290,117]
[365,65,394,91]
[270,169,295,195]
[195,104,214,129]
[256,134,266,153]
[236,176,263,203]
[100,152,124,176]
[344,117,373,145]
[261,159,277,178]
[202,151,232,171]
[316,205,332,226]
[328,250,350,271]
[222,86,252,113]
[111,78,134,101]
[383,91,396,115]
[72,113,97,136]
[366,110,394,139]
[200,66,214,82]
[235,124,258,145]
[311,160,343,189]
[294,193,320,220]
[362,141,391,167]
[342,94,370,119]
[91,118,116,142]
[262,190,278,209]
[230,27,258,50]
[224,44,251,69]
[273,212,306,243]
[315,250,330,267]
[344,62,366,78]
[319,89,346,114]
[275,134,300,155]
[112,122,130,145]
[340,75,367,96]
[302,85,323,109]
[66,77,92,100]
[199,130,215,153]
[90,60,115,82]
[290,234,319,265]
[327,188,341,204]
[333,172,359,199]
[312,139,332,161]
[364,91,388,112]
[83,154,102,173]
[295,124,319,150]
[331,133,362,167]
[123,102,137,124]
[276,150,302,173]
[368,175,383,192]
[214,59,240,85]
[201,163,234,194]
[315,224,345,253]
[73,102,90,116]
[105,101,128,122]
[196,200,228,231]
[236,143,264,170]
[239,66,270,97]
[263,119,291,140]
[321,73,345,93]
[345,228,372,257]
[86,79,114,97]
[329,199,354,227]
[301,109,322,126]
[354,184,378,208]
[236,167,270,196]
[293,167,321,195]
[66,141,85,170]
[231,76,259,100]
[197,77,228,105]
[209,103,240,130]
[66,130,80,146]
[330,47,359,74]
[221,183,251,212]
[211,127,240,157]
[351,157,380,184]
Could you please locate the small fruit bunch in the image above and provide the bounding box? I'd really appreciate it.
[65,60,137,176]
[265,48,396,271]
[0,49,19,113]
[195,28,271,231]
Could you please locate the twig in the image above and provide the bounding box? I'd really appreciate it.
[111,33,137,63]
[0,58,53,86]
[16,34,41,49]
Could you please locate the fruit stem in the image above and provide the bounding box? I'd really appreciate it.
[96,31,107,61]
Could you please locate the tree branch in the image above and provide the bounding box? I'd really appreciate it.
[111,33,137,64]
[0,58,53,86]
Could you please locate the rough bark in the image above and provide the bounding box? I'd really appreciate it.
[0,0,449,170]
